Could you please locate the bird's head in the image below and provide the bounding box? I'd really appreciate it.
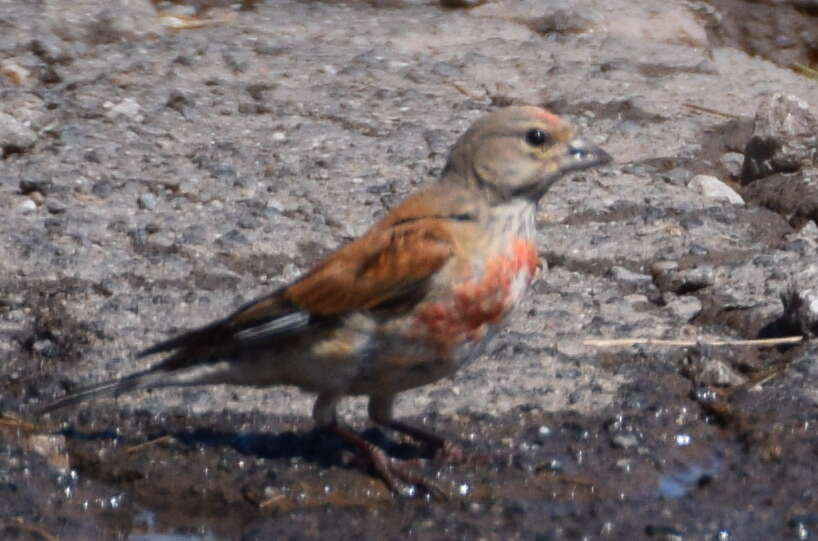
[441,106,611,203]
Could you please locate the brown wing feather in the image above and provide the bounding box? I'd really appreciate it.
[284,219,454,315]
[141,193,457,363]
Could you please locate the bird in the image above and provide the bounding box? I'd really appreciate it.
[39,105,611,496]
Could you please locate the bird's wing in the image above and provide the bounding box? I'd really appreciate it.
[137,291,307,358]
[139,217,456,365]
[284,218,455,314]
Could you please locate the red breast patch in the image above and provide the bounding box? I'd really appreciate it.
[416,238,538,348]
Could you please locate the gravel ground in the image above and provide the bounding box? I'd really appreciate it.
[1,0,817,539]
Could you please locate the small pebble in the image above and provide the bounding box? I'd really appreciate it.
[698,358,745,387]
[138,193,157,210]
[720,152,744,178]
[0,59,32,86]
[29,190,45,205]
[665,294,703,321]
[611,433,639,449]
[610,265,652,285]
[688,174,744,205]
[106,98,143,122]
[46,198,67,214]
[17,199,37,214]
[0,111,38,153]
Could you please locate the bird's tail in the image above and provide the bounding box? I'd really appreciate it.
[38,368,168,414]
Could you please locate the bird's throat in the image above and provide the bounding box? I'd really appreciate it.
[487,197,538,241]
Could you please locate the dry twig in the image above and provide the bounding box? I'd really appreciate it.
[792,63,818,81]
[682,103,739,119]
[125,434,174,454]
[584,336,804,348]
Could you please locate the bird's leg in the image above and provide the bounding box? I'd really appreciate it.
[368,395,465,464]
[314,392,446,498]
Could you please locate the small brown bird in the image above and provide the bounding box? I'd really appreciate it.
[40,106,610,496]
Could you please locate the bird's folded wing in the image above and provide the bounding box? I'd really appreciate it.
[139,219,455,361]
[136,291,303,358]
[284,220,455,314]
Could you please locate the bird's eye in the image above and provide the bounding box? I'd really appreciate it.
[525,128,549,147]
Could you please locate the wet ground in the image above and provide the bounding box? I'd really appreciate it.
[6,341,818,540]
[2,0,818,539]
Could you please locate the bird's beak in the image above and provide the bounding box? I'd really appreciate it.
[561,136,612,174]
[513,135,612,201]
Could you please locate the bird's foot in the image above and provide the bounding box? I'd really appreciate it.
[434,439,465,464]
[386,419,465,464]
[330,423,448,500]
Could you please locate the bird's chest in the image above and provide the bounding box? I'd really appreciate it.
[414,199,539,361]
[359,202,539,392]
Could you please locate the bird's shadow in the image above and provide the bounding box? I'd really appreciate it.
[61,423,433,470]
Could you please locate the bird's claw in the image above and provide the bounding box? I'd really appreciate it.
[434,440,465,464]
[369,448,449,500]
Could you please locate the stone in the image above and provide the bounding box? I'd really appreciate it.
[45,198,67,214]
[688,175,744,205]
[720,152,745,178]
[0,112,37,155]
[137,193,157,210]
[610,266,653,285]
[17,199,37,214]
[783,265,818,337]
[106,97,143,122]
[611,433,639,449]
[697,358,745,387]
[664,293,703,321]
[741,93,818,184]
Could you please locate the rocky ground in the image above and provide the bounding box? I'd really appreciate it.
[1,0,818,539]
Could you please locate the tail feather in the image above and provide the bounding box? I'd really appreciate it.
[38,368,167,414]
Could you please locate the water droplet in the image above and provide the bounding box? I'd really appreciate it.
[458,483,470,496]
[795,522,808,541]
[675,433,691,446]
[109,493,125,508]
[615,459,632,473]
[543,458,563,472]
